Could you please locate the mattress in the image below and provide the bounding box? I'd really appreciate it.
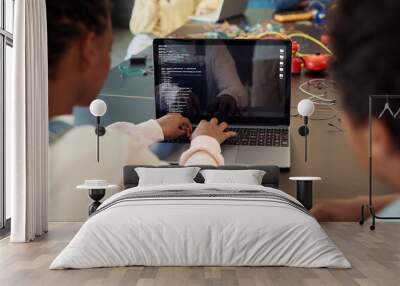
[50,183,351,269]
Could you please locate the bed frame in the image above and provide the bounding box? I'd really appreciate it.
[123,165,280,189]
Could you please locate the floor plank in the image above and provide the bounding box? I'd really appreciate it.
[0,222,399,286]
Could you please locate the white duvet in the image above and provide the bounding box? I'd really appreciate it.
[50,183,351,269]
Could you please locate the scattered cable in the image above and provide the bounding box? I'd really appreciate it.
[328,122,344,132]
[287,32,333,56]
[299,78,337,106]
[296,78,339,120]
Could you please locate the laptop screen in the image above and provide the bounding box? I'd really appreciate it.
[153,39,291,126]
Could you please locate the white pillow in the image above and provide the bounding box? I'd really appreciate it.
[135,167,201,186]
[200,169,266,185]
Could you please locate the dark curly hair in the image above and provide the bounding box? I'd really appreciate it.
[46,0,112,78]
[329,0,400,143]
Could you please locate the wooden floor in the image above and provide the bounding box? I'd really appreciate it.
[0,222,399,286]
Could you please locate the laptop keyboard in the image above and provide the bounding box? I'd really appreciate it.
[224,128,289,147]
[164,128,289,147]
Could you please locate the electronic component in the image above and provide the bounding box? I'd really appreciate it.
[129,57,147,66]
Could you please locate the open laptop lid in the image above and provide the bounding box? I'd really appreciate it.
[219,0,250,21]
[153,38,292,126]
[189,0,249,22]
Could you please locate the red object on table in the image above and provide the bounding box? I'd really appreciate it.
[303,54,330,72]
[292,57,303,74]
[292,41,300,53]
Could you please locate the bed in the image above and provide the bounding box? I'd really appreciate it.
[50,165,350,269]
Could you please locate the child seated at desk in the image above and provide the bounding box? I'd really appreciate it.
[311,0,400,221]
[127,0,221,57]
[46,0,236,220]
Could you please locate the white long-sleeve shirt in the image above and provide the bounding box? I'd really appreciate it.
[107,119,224,166]
[49,119,223,221]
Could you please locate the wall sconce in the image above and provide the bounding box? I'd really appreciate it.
[89,99,107,162]
[297,99,315,163]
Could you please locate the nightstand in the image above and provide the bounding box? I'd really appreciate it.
[77,180,118,215]
[289,177,322,210]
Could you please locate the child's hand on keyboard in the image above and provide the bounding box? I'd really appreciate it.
[191,118,237,144]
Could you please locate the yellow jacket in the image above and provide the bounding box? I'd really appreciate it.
[130,0,220,37]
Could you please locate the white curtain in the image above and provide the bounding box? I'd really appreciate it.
[7,0,48,242]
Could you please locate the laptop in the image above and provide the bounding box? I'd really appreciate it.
[189,0,250,23]
[152,38,292,168]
